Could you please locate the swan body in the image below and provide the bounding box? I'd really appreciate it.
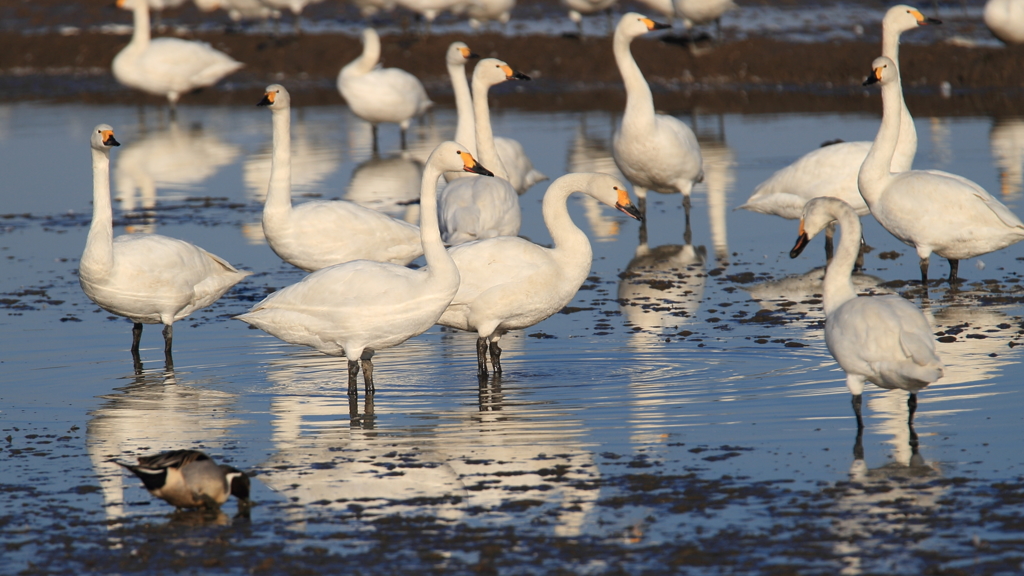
[439,58,527,245]
[237,142,493,396]
[740,5,938,251]
[193,0,280,22]
[438,173,642,374]
[860,56,1024,284]
[675,0,735,28]
[79,124,251,364]
[465,0,515,27]
[563,0,617,32]
[790,197,943,428]
[611,13,703,216]
[337,28,433,149]
[118,449,250,510]
[445,42,546,193]
[985,0,1024,44]
[394,0,468,28]
[113,0,243,108]
[258,85,423,271]
[351,0,397,16]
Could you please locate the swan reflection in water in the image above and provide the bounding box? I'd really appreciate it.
[691,111,736,264]
[345,152,423,225]
[990,117,1024,197]
[115,119,240,234]
[86,367,246,525]
[566,115,627,242]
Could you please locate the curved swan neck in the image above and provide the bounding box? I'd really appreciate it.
[542,176,593,266]
[471,75,509,180]
[83,146,114,274]
[449,61,477,155]
[859,74,902,205]
[881,21,917,172]
[613,30,655,126]
[129,1,151,46]
[420,161,458,279]
[822,207,862,316]
[265,106,292,214]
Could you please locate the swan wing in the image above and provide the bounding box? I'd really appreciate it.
[142,38,242,87]
[916,169,1024,229]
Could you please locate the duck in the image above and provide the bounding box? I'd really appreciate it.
[117,449,250,510]
[113,0,243,113]
[444,42,546,193]
[739,5,939,261]
[236,142,493,396]
[438,58,527,245]
[79,124,251,366]
[859,56,1024,285]
[611,13,704,221]
[338,28,432,151]
[257,85,423,271]
[984,0,1024,44]
[789,197,943,429]
[438,173,642,375]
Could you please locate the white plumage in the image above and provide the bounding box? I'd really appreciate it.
[984,0,1024,44]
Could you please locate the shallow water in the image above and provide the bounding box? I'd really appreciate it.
[2,100,1024,574]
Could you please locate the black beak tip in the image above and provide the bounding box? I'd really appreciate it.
[925,17,942,25]
[789,234,809,259]
[467,164,494,177]
[107,137,121,147]
[862,75,879,87]
[651,21,672,30]
[512,71,531,81]
[618,203,643,222]
[257,95,272,107]
[468,52,480,59]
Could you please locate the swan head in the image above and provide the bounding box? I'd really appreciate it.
[862,55,898,87]
[446,42,479,66]
[91,124,121,152]
[883,5,941,34]
[258,84,291,110]
[429,141,494,177]
[583,174,644,222]
[789,197,855,258]
[473,58,530,87]
[616,12,671,40]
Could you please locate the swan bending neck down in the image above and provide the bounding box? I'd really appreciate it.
[79,124,251,369]
[258,84,422,271]
[236,142,493,396]
[790,197,943,429]
[437,173,642,375]
[859,56,1024,286]
[611,13,704,221]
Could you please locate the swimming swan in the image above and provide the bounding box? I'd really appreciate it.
[113,0,243,111]
[859,56,1024,285]
[337,28,433,151]
[79,124,251,366]
[438,173,642,375]
[438,58,527,245]
[611,13,704,220]
[740,5,939,260]
[258,84,423,271]
[790,197,943,429]
[236,142,493,396]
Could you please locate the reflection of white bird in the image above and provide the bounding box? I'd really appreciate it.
[243,115,340,204]
[236,142,492,396]
[260,0,325,31]
[789,197,943,429]
[612,13,703,219]
[79,125,251,365]
[566,116,626,240]
[860,56,1024,285]
[337,28,433,151]
[984,0,1024,44]
[257,85,422,270]
[114,0,243,111]
[990,118,1024,197]
[344,153,423,222]
[439,59,526,245]
[438,173,642,375]
[740,6,938,260]
[694,114,735,263]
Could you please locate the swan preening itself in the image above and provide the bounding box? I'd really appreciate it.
[611,13,704,220]
[438,173,643,375]
[112,0,243,112]
[237,142,493,396]
[117,449,250,510]
[790,197,943,429]
[79,125,251,367]
[740,5,939,261]
[860,56,1024,285]
[257,84,423,271]
[337,28,433,151]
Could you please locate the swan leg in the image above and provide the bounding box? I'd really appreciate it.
[634,186,648,216]
[400,127,408,151]
[824,222,835,262]
[488,340,502,374]
[361,358,375,394]
[919,255,930,286]
[476,337,489,376]
[947,259,959,285]
[851,394,864,431]
[907,392,918,426]
[162,324,173,363]
[371,124,379,154]
[347,360,360,396]
[682,194,691,232]
[131,322,144,355]
[854,235,866,272]
[852,424,864,461]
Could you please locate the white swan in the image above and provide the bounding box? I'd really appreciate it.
[438,173,642,375]
[676,0,736,40]
[611,13,704,219]
[260,0,326,30]
[236,142,493,396]
[740,5,939,259]
[562,0,617,36]
[860,56,1024,285]
[394,0,467,31]
[337,28,433,151]
[193,0,280,24]
[789,197,943,429]
[445,42,547,193]
[438,58,526,245]
[984,0,1024,44]
[258,84,423,271]
[113,0,243,111]
[79,124,251,366]
[465,0,515,28]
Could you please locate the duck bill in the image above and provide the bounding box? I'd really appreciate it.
[464,162,494,177]
[616,202,643,222]
[789,232,810,258]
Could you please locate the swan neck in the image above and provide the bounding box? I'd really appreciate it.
[613,31,655,124]
[881,23,917,172]
[83,147,114,274]
[349,32,380,75]
[265,107,292,214]
[859,75,902,205]
[541,176,592,276]
[130,1,151,45]
[420,161,458,279]
[449,62,477,155]
[471,76,508,180]
[822,209,862,316]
